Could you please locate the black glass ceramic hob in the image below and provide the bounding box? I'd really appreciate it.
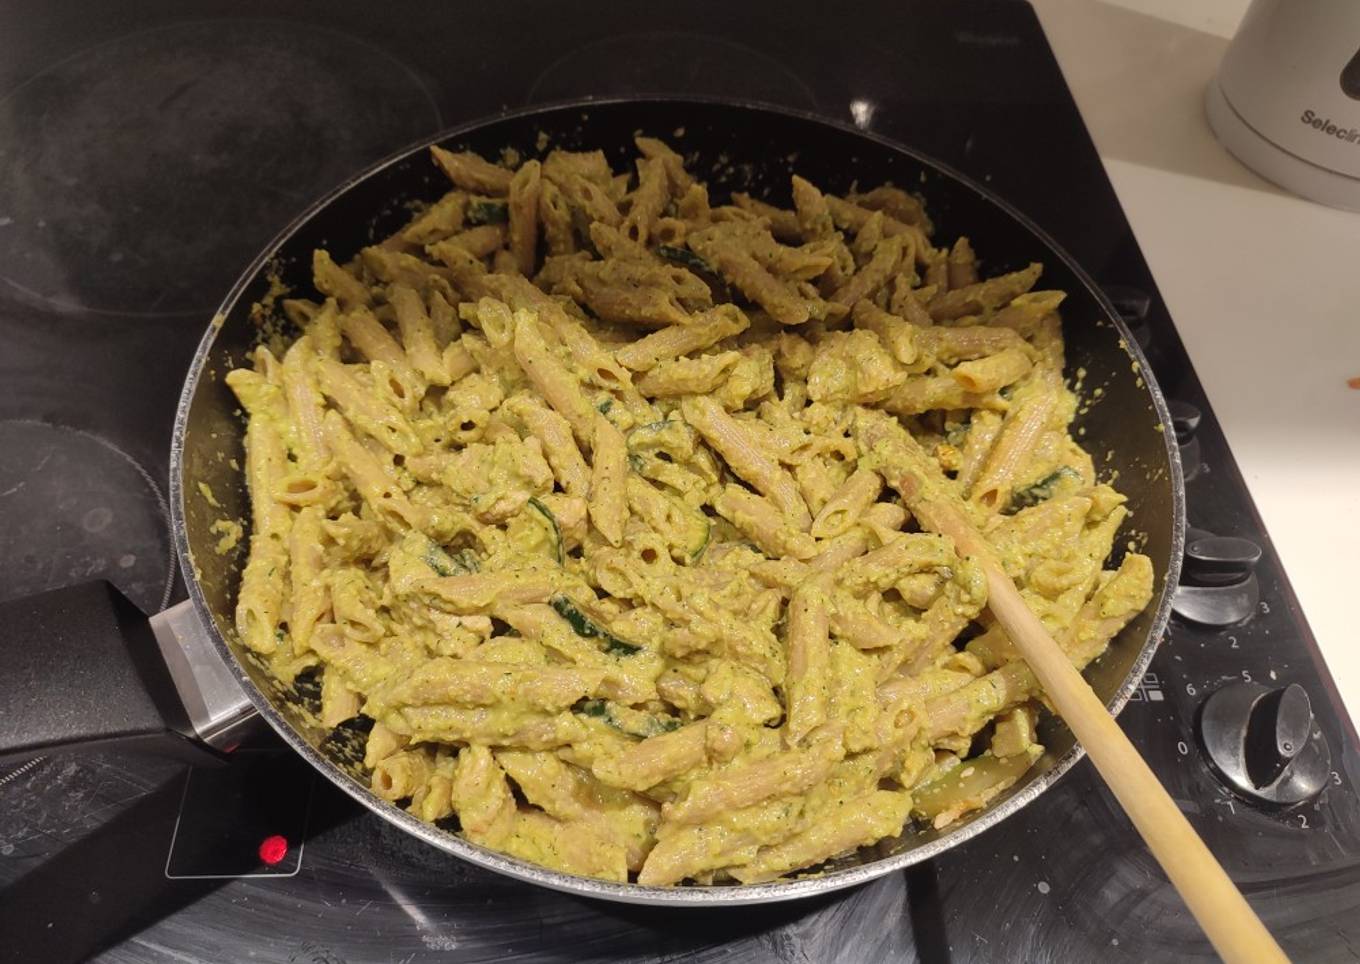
[2,2,1357,961]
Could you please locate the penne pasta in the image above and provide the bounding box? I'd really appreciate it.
[507,159,542,276]
[511,311,596,442]
[227,137,1152,885]
[682,396,810,529]
[784,576,833,744]
[589,413,630,547]
[389,285,450,386]
[809,467,883,539]
[431,146,513,195]
[615,304,749,372]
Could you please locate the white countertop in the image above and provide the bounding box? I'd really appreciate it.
[1031,0,1360,721]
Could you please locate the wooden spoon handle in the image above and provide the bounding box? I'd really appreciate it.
[925,496,1288,964]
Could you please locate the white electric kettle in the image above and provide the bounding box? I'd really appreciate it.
[1207,0,1360,211]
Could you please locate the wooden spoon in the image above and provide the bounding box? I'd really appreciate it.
[873,433,1288,964]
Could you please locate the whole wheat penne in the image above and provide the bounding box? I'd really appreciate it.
[288,505,329,652]
[280,337,330,467]
[591,721,712,791]
[785,575,833,744]
[852,300,919,366]
[957,410,1005,494]
[837,533,956,595]
[339,307,421,388]
[810,467,883,539]
[928,263,1043,321]
[709,241,812,326]
[683,396,810,529]
[849,184,931,228]
[497,749,659,871]
[635,135,694,192]
[621,157,669,246]
[361,246,457,295]
[916,325,1029,363]
[543,148,612,186]
[971,391,1059,512]
[924,661,1036,743]
[313,356,423,456]
[234,417,291,655]
[947,236,979,288]
[952,348,1033,394]
[790,174,835,242]
[589,413,630,547]
[512,312,596,442]
[829,596,918,653]
[506,394,590,496]
[538,178,576,256]
[312,249,371,308]
[320,669,361,728]
[714,485,817,561]
[230,138,1153,887]
[377,658,605,712]
[615,305,749,371]
[730,193,803,242]
[371,747,436,802]
[730,790,913,883]
[449,746,517,844]
[825,196,932,265]
[431,146,513,195]
[665,739,841,826]
[507,159,542,276]
[393,704,587,750]
[414,571,559,613]
[830,234,909,307]
[882,374,998,417]
[412,751,457,823]
[637,796,796,886]
[557,172,622,226]
[442,223,508,259]
[400,191,467,246]
[389,284,450,386]
[487,273,641,402]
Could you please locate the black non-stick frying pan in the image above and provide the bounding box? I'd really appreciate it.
[0,98,1183,904]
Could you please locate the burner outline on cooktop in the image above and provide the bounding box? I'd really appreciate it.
[0,418,175,614]
[0,18,443,318]
[526,30,820,110]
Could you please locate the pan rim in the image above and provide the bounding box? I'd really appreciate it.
[170,93,1185,906]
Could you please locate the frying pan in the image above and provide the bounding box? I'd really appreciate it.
[0,98,1184,904]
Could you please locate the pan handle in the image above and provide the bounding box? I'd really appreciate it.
[0,581,256,767]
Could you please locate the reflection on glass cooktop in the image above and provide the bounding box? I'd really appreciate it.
[0,1,1357,961]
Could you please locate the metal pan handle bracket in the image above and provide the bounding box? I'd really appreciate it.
[149,598,259,751]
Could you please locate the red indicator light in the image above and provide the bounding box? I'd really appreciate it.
[258,834,289,866]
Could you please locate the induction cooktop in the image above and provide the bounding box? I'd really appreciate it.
[1,2,1357,961]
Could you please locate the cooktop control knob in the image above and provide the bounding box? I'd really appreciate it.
[1103,283,1152,352]
[1184,535,1262,585]
[1198,682,1331,806]
[1173,529,1261,626]
[1166,399,1202,480]
[1167,400,1202,445]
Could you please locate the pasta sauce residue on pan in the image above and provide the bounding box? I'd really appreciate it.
[223,137,1153,885]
